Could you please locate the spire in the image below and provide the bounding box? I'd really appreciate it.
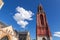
[38,4,44,13]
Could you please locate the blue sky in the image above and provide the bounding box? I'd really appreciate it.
[0,0,60,40]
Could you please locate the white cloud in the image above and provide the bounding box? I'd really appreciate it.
[0,0,4,10]
[13,6,34,28]
[53,32,60,37]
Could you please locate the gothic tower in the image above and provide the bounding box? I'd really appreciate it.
[36,5,52,40]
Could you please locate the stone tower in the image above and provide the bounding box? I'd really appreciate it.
[36,5,52,40]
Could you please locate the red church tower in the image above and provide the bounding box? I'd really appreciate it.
[36,5,52,40]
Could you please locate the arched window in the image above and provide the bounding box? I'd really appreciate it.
[40,14,44,25]
[1,36,9,40]
[42,38,46,40]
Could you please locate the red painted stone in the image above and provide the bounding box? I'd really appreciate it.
[36,5,51,37]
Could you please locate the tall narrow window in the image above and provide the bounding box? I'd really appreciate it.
[40,15,44,25]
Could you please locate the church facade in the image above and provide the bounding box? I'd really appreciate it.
[36,5,52,40]
[0,22,31,40]
[0,22,18,40]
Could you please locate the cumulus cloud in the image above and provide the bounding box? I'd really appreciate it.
[53,32,60,37]
[13,6,34,28]
[0,0,4,9]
